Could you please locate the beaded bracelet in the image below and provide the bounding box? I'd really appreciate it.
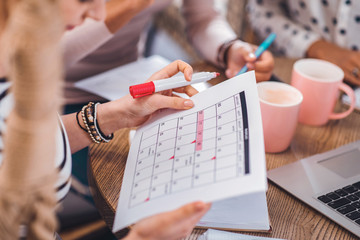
[85,102,104,144]
[94,103,113,143]
[76,110,87,133]
[81,102,101,144]
[78,102,114,144]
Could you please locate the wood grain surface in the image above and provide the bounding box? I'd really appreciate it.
[88,58,360,239]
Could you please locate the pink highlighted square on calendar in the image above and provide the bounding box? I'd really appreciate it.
[196,110,205,151]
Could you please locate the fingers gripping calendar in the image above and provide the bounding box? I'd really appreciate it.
[113,71,267,232]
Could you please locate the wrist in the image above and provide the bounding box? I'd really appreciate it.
[77,102,114,143]
[96,101,128,136]
[217,39,238,69]
[306,39,337,59]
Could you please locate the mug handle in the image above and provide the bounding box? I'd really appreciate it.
[329,83,355,120]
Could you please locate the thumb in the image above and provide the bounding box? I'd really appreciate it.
[240,46,256,63]
[171,201,209,222]
[150,94,194,110]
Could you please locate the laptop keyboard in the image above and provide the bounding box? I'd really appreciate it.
[317,181,360,225]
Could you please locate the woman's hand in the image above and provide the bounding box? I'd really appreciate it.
[97,60,198,134]
[226,41,274,82]
[307,40,360,86]
[125,201,211,240]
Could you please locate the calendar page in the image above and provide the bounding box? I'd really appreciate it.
[113,71,267,232]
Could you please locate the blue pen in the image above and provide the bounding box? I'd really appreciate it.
[236,33,276,75]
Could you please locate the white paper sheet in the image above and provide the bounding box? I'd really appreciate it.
[197,191,270,231]
[74,55,210,101]
[199,229,285,240]
[74,55,170,101]
[113,71,267,232]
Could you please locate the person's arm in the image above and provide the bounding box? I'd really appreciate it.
[104,0,154,34]
[61,18,113,69]
[182,0,274,82]
[247,0,321,58]
[62,60,197,153]
[307,40,360,86]
[62,0,153,69]
[181,0,238,65]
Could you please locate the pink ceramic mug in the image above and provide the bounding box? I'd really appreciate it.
[291,59,355,126]
[258,82,303,153]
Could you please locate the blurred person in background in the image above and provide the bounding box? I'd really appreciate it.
[248,0,360,86]
[0,0,210,238]
[63,0,275,105]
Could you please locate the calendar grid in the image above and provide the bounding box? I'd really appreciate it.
[213,102,218,182]
[191,111,199,188]
[168,118,179,194]
[144,125,160,203]
[129,92,250,208]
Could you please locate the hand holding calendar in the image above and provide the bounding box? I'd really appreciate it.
[113,71,267,232]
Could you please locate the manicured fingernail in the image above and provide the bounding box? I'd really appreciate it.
[184,100,194,108]
[194,202,205,211]
[249,52,256,58]
[189,72,193,80]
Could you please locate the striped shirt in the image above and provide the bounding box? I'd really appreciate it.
[0,78,72,202]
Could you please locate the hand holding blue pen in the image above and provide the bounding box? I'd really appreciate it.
[236,33,276,76]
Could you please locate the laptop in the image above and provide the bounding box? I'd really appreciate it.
[267,140,360,237]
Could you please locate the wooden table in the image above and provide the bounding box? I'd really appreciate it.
[88,59,360,239]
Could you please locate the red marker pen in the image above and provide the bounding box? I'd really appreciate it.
[129,72,220,98]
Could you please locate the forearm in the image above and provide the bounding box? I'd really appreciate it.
[62,100,130,154]
[62,113,93,153]
[61,19,113,69]
[105,0,151,34]
[182,0,236,65]
[306,39,342,59]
